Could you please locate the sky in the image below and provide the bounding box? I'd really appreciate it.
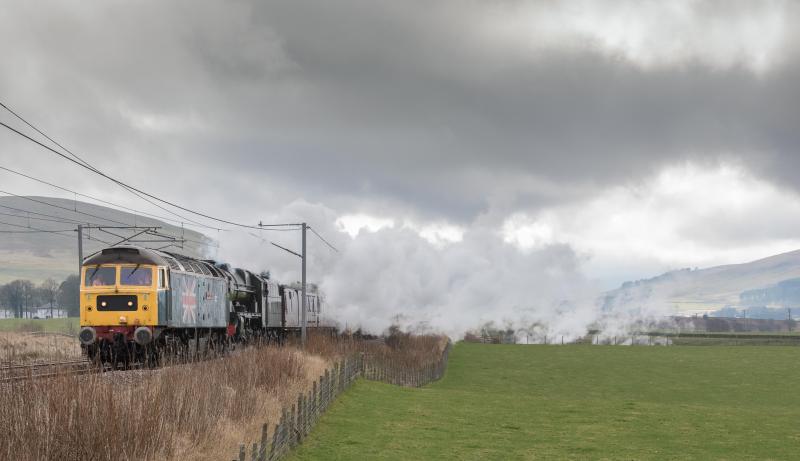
[1,0,799,336]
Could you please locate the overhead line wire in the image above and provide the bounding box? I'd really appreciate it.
[0,224,74,233]
[0,189,130,226]
[0,210,88,225]
[0,109,296,230]
[0,165,221,231]
[0,219,113,245]
[0,204,90,225]
[0,101,224,231]
[308,226,339,252]
[0,190,211,248]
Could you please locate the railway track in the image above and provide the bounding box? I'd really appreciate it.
[0,359,97,384]
[0,350,228,384]
[0,339,294,384]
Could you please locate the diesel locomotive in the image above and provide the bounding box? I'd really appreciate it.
[78,245,328,365]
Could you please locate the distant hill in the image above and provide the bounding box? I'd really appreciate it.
[605,249,800,317]
[0,196,213,284]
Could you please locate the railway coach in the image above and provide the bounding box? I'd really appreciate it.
[78,245,327,366]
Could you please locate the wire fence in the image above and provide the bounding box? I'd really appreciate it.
[362,341,451,387]
[233,342,452,461]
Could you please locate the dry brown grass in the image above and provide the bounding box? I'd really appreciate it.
[303,329,448,371]
[0,345,327,461]
[0,331,447,461]
[0,331,82,364]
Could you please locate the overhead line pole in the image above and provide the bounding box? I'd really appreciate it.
[261,221,309,347]
[77,224,83,307]
[301,222,307,347]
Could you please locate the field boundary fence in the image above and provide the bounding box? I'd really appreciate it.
[233,341,452,461]
[362,341,451,387]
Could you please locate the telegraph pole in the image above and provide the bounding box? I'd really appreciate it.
[301,222,307,346]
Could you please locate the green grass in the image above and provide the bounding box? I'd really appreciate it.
[0,317,78,334]
[290,343,800,460]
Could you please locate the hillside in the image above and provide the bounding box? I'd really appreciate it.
[606,249,800,316]
[0,196,213,284]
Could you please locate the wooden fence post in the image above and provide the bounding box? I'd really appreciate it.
[312,380,318,426]
[270,421,280,461]
[297,394,303,442]
[323,369,329,410]
[289,404,296,447]
[258,422,268,461]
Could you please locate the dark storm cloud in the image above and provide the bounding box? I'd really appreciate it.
[1,0,798,222]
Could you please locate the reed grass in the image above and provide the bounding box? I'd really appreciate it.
[0,345,315,460]
[0,330,447,461]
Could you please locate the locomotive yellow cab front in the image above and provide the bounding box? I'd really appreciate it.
[80,264,158,328]
[78,246,170,365]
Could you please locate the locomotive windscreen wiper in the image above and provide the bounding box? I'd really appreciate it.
[124,264,141,283]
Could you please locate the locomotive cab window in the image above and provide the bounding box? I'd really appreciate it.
[121,266,153,286]
[158,268,167,288]
[85,266,116,287]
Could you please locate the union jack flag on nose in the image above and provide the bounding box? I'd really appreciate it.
[182,279,197,323]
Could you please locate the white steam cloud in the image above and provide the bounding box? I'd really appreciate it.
[205,162,800,340]
[214,200,672,340]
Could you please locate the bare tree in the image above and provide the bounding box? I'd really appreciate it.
[57,275,80,317]
[0,283,8,318]
[40,278,59,319]
[0,280,35,318]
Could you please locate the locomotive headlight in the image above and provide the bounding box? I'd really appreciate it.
[119,316,127,324]
[127,301,133,307]
[101,301,107,307]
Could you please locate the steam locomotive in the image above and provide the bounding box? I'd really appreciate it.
[78,245,330,365]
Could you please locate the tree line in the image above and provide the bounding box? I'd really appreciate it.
[0,275,79,318]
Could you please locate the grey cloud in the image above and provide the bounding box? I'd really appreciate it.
[1,0,799,223]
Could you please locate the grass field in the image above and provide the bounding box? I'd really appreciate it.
[290,343,800,460]
[0,317,78,334]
